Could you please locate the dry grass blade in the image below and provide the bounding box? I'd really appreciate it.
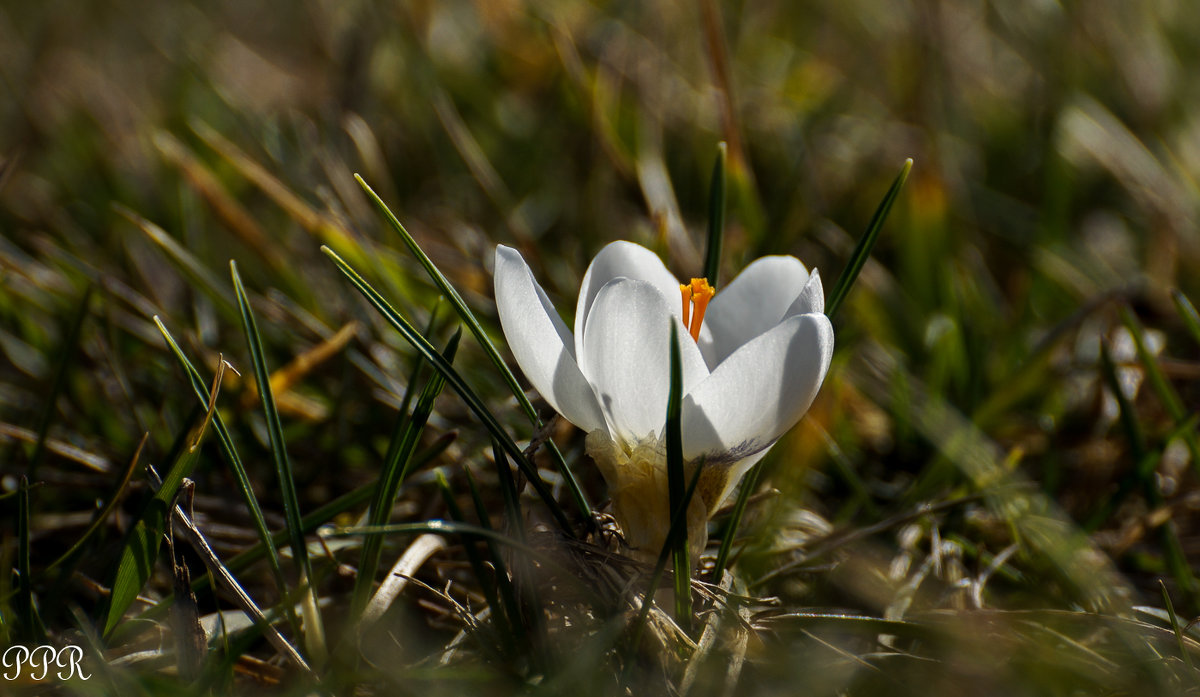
[360,533,447,629]
[168,486,317,680]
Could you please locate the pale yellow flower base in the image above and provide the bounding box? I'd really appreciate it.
[585,430,731,565]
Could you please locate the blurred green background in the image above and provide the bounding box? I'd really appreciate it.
[4,0,1200,694]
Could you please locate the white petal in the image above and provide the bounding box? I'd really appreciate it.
[698,255,811,368]
[683,311,833,463]
[580,278,709,446]
[574,241,683,360]
[493,245,606,432]
[785,268,824,318]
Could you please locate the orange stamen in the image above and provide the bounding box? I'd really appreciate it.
[680,283,692,328]
[688,278,714,341]
[679,278,715,341]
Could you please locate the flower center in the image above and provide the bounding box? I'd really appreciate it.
[679,277,715,342]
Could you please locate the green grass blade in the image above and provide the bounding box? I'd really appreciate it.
[825,159,913,319]
[27,284,91,479]
[352,329,459,619]
[321,245,574,534]
[665,324,691,629]
[354,175,593,520]
[703,141,727,285]
[153,317,294,624]
[230,261,324,660]
[1171,289,1200,347]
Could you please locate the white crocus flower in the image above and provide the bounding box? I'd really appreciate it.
[494,241,833,560]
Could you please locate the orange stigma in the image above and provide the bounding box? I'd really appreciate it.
[679,278,715,341]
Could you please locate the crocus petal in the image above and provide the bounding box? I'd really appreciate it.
[785,268,824,318]
[493,245,606,432]
[682,311,833,463]
[698,255,812,368]
[580,277,709,446]
[574,241,683,360]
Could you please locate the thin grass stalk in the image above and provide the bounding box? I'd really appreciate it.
[703,142,727,285]
[354,176,593,521]
[16,476,41,642]
[321,245,573,533]
[666,324,691,628]
[153,317,296,633]
[353,330,458,619]
[825,159,913,319]
[41,434,146,610]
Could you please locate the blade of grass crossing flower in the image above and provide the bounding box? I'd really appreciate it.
[153,317,296,632]
[1171,289,1200,347]
[826,159,913,319]
[231,261,326,662]
[27,285,91,480]
[666,324,691,628]
[352,329,459,620]
[703,142,727,285]
[1119,306,1200,477]
[625,463,704,667]
[321,245,573,533]
[354,175,593,521]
